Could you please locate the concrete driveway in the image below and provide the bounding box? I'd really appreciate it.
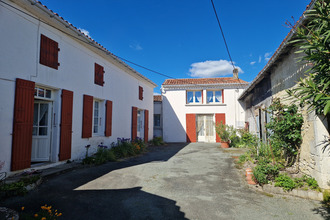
[1,143,327,219]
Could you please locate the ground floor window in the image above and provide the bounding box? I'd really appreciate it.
[93,99,104,136]
[154,114,161,127]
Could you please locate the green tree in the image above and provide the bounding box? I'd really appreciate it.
[287,0,330,121]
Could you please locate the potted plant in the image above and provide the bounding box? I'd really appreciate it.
[216,122,230,148]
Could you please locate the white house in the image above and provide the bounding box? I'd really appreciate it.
[161,73,249,143]
[0,0,156,174]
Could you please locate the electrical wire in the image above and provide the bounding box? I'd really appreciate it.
[210,0,235,70]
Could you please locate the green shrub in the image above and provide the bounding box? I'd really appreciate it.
[253,163,279,185]
[306,176,319,190]
[275,174,296,191]
[150,137,164,146]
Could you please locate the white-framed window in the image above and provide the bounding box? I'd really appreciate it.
[93,99,104,135]
[207,90,222,103]
[187,91,202,104]
[34,86,52,100]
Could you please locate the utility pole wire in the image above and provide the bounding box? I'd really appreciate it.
[210,0,235,70]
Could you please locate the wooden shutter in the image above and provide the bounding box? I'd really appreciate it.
[186,114,196,142]
[144,110,149,143]
[94,63,104,86]
[40,34,59,69]
[139,86,143,100]
[215,113,226,142]
[105,100,113,137]
[82,95,93,138]
[132,107,138,140]
[11,78,35,171]
[59,89,73,161]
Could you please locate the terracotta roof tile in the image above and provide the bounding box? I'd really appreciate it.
[162,77,248,86]
[154,95,162,102]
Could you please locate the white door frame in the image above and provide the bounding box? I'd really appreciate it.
[197,114,216,143]
[137,109,144,139]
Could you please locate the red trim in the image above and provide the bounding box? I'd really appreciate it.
[144,110,149,142]
[105,100,113,137]
[59,89,73,161]
[11,78,35,171]
[186,114,196,142]
[132,107,138,140]
[82,95,93,138]
[215,113,226,142]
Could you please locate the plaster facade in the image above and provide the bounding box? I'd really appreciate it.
[0,0,155,174]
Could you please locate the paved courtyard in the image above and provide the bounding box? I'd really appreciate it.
[1,143,328,219]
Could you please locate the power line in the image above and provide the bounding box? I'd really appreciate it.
[210,0,235,70]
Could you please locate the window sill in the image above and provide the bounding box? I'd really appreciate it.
[185,103,226,106]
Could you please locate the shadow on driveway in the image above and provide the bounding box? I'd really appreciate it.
[1,143,189,220]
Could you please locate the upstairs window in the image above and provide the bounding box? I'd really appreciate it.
[94,63,104,86]
[93,99,104,135]
[187,91,202,104]
[139,86,144,100]
[207,90,223,103]
[40,34,60,69]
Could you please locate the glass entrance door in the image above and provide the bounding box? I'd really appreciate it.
[31,101,52,162]
[197,114,215,142]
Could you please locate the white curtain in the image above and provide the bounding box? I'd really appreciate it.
[195,91,202,103]
[207,91,213,103]
[215,91,221,103]
[196,115,204,136]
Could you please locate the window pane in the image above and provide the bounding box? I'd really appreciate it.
[187,91,193,103]
[34,88,38,96]
[207,91,213,103]
[33,103,38,126]
[32,127,38,136]
[215,91,222,103]
[46,90,51,98]
[39,127,47,136]
[38,88,45,97]
[39,104,48,126]
[195,91,202,103]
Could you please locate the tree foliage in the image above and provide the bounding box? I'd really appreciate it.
[287,0,330,116]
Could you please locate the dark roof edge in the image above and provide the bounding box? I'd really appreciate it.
[238,0,316,101]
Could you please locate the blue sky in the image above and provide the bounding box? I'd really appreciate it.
[40,0,311,94]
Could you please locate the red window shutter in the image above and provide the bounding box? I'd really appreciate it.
[139,86,143,100]
[94,63,104,86]
[186,114,196,142]
[40,34,59,69]
[132,107,138,140]
[105,100,113,137]
[82,95,93,138]
[215,113,226,142]
[59,89,73,161]
[11,78,35,171]
[144,110,149,143]
[222,89,224,103]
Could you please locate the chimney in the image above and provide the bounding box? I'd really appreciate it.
[233,68,239,79]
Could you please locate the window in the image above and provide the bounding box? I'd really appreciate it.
[187,91,202,104]
[39,34,59,69]
[207,90,223,103]
[93,100,104,135]
[139,86,144,100]
[94,63,104,86]
[34,86,52,99]
[154,114,161,127]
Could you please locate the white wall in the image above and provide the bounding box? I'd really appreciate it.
[0,0,155,174]
[162,87,246,142]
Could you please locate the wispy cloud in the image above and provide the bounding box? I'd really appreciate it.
[78,28,91,37]
[189,59,243,78]
[153,92,161,95]
[129,42,143,51]
[264,52,272,61]
[258,56,262,63]
[250,61,256,65]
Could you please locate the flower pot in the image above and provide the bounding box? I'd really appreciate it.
[220,141,230,148]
